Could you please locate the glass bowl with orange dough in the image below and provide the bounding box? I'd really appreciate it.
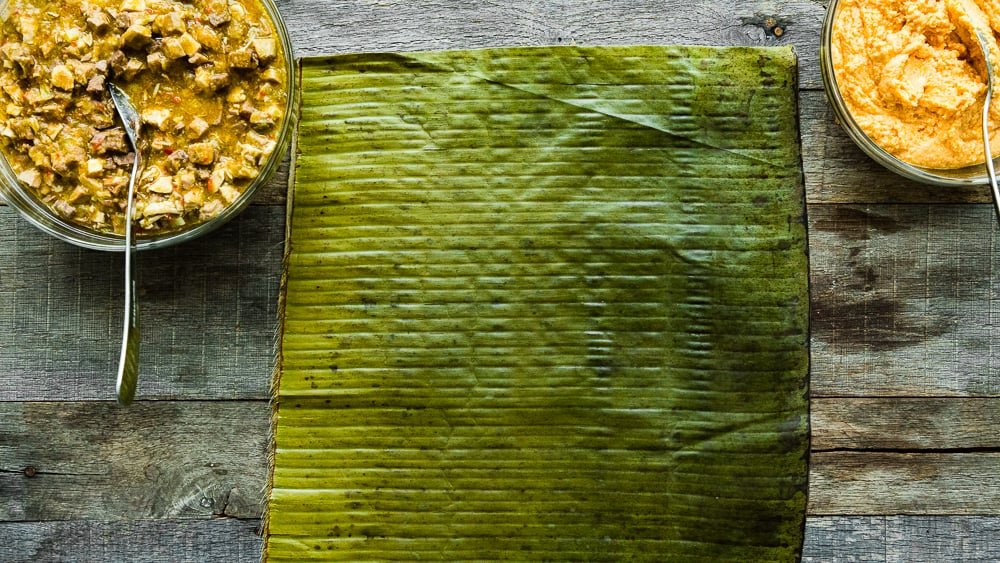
[822,0,1000,186]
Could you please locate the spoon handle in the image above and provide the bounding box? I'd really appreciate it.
[117,158,140,406]
[977,31,1000,224]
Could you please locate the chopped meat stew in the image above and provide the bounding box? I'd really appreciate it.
[0,0,288,235]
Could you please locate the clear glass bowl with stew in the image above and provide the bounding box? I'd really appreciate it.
[821,0,1000,187]
[0,0,296,251]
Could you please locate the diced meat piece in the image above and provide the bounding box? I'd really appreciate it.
[165,150,188,172]
[142,108,171,129]
[187,53,210,66]
[261,67,282,83]
[1,43,34,75]
[111,153,136,168]
[69,61,97,83]
[147,51,168,72]
[194,65,229,93]
[189,24,221,51]
[53,200,76,218]
[200,199,224,219]
[219,184,240,203]
[122,24,152,49]
[162,37,187,60]
[239,101,255,119]
[50,144,87,175]
[114,11,132,32]
[67,185,90,203]
[17,16,37,43]
[187,142,216,165]
[178,33,201,56]
[227,46,257,69]
[207,165,226,192]
[226,86,246,103]
[123,58,145,80]
[95,60,108,73]
[252,38,278,63]
[206,1,231,27]
[177,171,197,190]
[6,103,22,117]
[142,199,182,217]
[148,176,174,194]
[153,12,186,35]
[8,117,38,141]
[182,187,205,209]
[87,74,106,95]
[89,99,117,129]
[151,137,173,152]
[250,107,279,130]
[108,51,127,76]
[17,168,41,188]
[86,159,104,176]
[90,128,129,154]
[28,145,50,168]
[188,117,210,139]
[51,65,76,90]
[87,9,113,34]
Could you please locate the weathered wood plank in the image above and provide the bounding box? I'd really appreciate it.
[884,516,1000,562]
[4,517,1000,562]
[810,204,1000,398]
[809,452,1000,515]
[0,519,262,563]
[277,0,823,87]
[0,401,269,522]
[0,205,283,402]
[812,398,1000,450]
[802,516,886,563]
[5,401,999,522]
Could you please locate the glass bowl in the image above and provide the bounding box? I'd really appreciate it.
[0,0,297,251]
[821,0,997,186]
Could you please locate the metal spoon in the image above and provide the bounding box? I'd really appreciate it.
[107,83,141,406]
[976,30,1000,223]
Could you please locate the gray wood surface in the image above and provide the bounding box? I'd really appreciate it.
[0,519,263,563]
[1,0,998,561]
[1,401,269,521]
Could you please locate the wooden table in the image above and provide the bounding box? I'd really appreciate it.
[2,2,998,561]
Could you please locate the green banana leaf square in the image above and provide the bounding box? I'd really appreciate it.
[268,46,809,562]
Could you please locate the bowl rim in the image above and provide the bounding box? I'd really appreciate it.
[820,0,997,187]
[0,0,298,251]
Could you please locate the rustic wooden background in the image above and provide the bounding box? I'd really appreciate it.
[2,1,999,561]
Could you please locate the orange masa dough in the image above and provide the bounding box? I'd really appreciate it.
[832,0,1000,169]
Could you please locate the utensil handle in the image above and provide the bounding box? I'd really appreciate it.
[116,162,140,406]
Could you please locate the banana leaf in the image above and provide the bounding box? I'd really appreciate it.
[267,46,809,562]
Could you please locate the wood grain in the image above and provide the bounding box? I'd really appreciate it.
[810,204,1000,398]
[5,401,1000,522]
[883,516,1000,562]
[0,519,262,563]
[4,517,1000,562]
[0,401,269,522]
[277,0,823,87]
[809,452,1000,515]
[0,206,283,402]
[812,398,1000,450]
[801,516,886,563]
